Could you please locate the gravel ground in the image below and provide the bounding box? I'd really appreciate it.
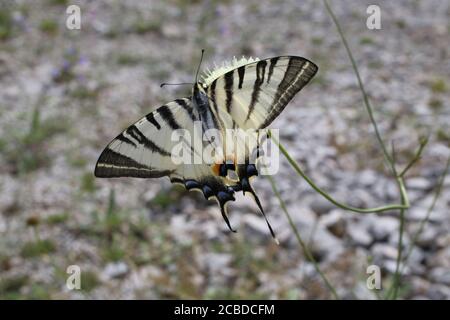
[0,0,449,299]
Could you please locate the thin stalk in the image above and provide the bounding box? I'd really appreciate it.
[323,0,395,175]
[322,0,423,300]
[266,174,340,300]
[386,155,450,299]
[404,156,450,263]
[399,137,429,177]
[390,203,406,299]
[271,133,409,213]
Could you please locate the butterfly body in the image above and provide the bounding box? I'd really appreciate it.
[192,83,220,137]
[95,55,318,242]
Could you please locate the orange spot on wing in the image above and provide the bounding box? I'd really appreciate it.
[213,154,237,176]
[212,163,221,176]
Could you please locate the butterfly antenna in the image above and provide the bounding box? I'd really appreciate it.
[195,49,205,84]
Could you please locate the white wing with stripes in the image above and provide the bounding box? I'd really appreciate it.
[94,97,242,232]
[94,55,318,241]
[204,56,318,130]
[95,98,197,179]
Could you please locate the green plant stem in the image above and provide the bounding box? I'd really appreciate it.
[399,137,429,177]
[390,177,410,299]
[390,202,406,299]
[386,155,450,299]
[323,0,395,176]
[322,0,429,300]
[266,174,340,300]
[404,156,450,263]
[271,133,409,213]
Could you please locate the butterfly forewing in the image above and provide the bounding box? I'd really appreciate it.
[206,56,318,130]
[95,98,196,179]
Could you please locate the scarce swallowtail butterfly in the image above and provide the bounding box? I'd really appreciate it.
[95,54,318,243]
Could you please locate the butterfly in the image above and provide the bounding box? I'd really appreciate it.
[95,54,318,243]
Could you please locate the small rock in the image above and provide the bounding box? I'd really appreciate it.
[372,243,398,260]
[428,247,450,268]
[413,225,439,249]
[409,276,431,295]
[290,206,317,228]
[279,123,299,140]
[407,247,426,271]
[389,231,411,247]
[202,220,220,240]
[436,233,450,249]
[406,177,432,191]
[408,206,445,222]
[383,260,410,275]
[319,210,347,238]
[369,216,398,241]
[103,262,128,279]
[339,190,371,209]
[373,179,399,201]
[429,267,450,285]
[243,214,271,241]
[358,169,378,187]
[161,24,178,37]
[170,215,194,244]
[385,182,400,201]
[307,228,344,262]
[352,281,377,300]
[407,190,427,204]
[200,253,232,273]
[347,223,372,247]
[310,198,335,215]
[428,284,450,299]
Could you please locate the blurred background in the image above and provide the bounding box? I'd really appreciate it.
[0,0,449,299]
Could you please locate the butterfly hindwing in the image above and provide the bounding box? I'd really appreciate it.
[95,98,240,230]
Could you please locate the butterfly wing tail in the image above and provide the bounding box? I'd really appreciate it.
[249,187,279,245]
[238,164,279,244]
[219,201,237,233]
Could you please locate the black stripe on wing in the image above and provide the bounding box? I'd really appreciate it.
[224,70,234,113]
[175,98,197,122]
[145,112,161,130]
[237,66,245,89]
[126,125,171,156]
[116,133,137,147]
[209,79,218,113]
[259,57,318,128]
[266,56,279,84]
[95,148,172,178]
[245,60,267,122]
[158,105,181,130]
